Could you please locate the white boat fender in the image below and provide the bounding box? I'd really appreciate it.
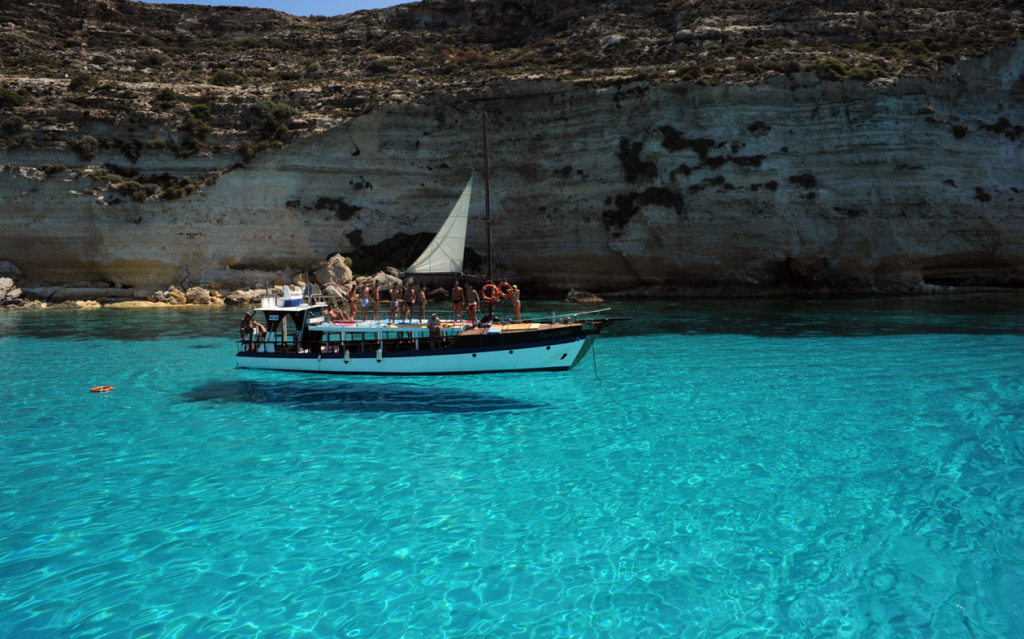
[317,354,321,362]
[344,350,350,364]
[376,347,383,362]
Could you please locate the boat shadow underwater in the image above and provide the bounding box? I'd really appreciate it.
[183,378,546,414]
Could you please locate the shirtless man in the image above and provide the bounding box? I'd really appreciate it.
[360,283,370,320]
[466,283,480,325]
[403,285,416,322]
[451,280,464,321]
[372,282,381,321]
[389,285,400,322]
[417,285,427,322]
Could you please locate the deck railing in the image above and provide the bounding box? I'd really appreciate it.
[238,333,458,355]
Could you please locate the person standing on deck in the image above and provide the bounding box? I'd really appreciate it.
[427,313,441,349]
[511,284,521,322]
[451,281,464,321]
[403,285,416,323]
[389,285,400,322]
[347,284,358,320]
[466,283,479,325]
[360,283,370,320]
[372,282,381,321]
[417,285,427,322]
[240,311,266,351]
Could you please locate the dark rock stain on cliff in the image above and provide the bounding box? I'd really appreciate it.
[617,138,657,183]
[313,197,362,221]
[701,154,763,171]
[788,173,818,188]
[980,117,1024,140]
[688,176,726,193]
[345,229,364,248]
[602,187,685,230]
[659,126,715,160]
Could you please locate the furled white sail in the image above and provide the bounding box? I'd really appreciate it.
[406,176,472,274]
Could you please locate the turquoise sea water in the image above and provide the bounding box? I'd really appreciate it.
[2,296,1024,638]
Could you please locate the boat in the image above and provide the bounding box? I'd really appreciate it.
[235,120,626,375]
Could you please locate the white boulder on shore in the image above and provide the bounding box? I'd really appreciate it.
[313,255,353,290]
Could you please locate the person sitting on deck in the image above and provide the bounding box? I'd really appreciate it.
[451,281,464,321]
[466,284,479,325]
[325,304,347,323]
[427,313,442,349]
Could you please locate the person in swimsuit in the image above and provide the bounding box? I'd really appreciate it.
[389,285,400,322]
[360,284,370,320]
[403,286,416,322]
[348,284,358,319]
[466,283,479,325]
[451,280,464,321]
[417,285,427,322]
[511,285,521,321]
[372,283,381,321]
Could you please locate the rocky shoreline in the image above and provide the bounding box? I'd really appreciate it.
[3,268,1022,313]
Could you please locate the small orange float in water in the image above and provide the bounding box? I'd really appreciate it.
[90,386,114,393]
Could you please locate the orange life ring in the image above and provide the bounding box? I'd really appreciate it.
[482,283,499,302]
[498,282,514,299]
[90,386,114,393]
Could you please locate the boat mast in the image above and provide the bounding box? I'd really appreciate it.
[483,116,493,283]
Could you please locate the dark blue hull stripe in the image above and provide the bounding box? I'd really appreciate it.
[237,335,584,360]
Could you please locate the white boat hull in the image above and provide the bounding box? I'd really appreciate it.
[237,334,596,375]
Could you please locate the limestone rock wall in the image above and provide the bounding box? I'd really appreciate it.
[4,43,1024,294]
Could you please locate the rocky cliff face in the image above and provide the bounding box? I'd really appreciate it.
[2,0,1024,295]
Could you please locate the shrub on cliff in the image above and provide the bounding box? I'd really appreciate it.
[146,139,167,150]
[249,100,299,141]
[189,104,212,122]
[811,58,848,81]
[735,60,759,74]
[68,72,99,92]
[140,52,171,68]
[0,89,29,108]
[210,70,243,86]
[120,138,141,163]
[117,180,148,202]
[69,135,100,161]
[152,87,180,111]
[14,54,55,68]
[180,115,212,139]
[161,186,185,200]
[1,116,25,134]
[239,140,257,162]
[179,138,205,156]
